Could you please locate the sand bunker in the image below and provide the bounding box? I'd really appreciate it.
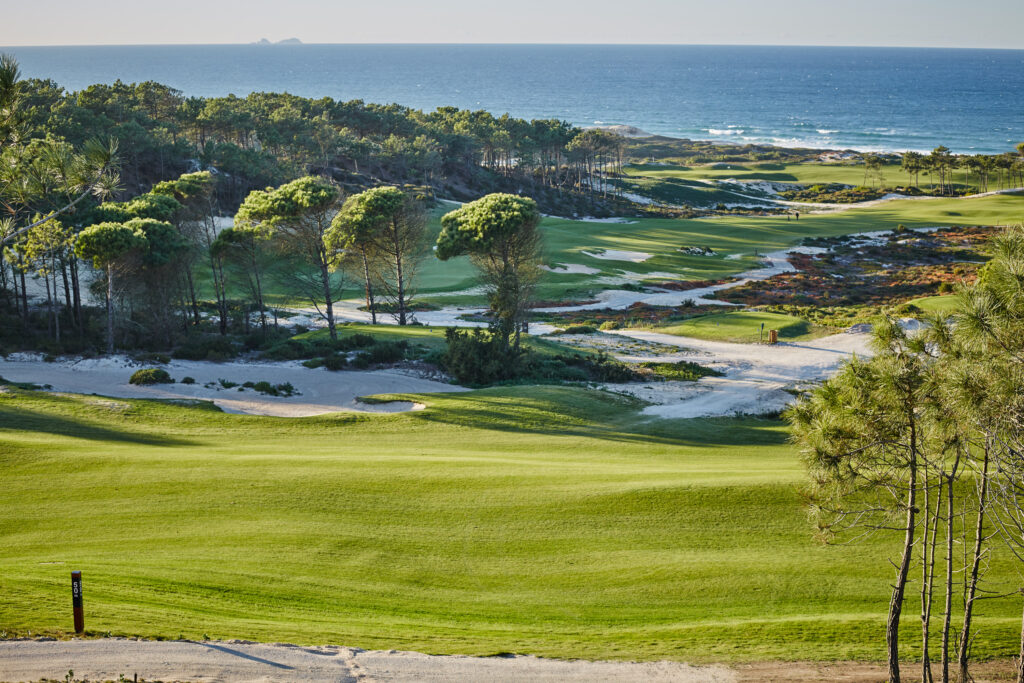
[541,263,601,275]
[607,329,872,418]
[581,249,652,262]
[0,355,465,417]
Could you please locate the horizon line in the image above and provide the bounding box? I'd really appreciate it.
[3,41,1023,51]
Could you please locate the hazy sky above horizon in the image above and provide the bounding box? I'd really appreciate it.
[3,0,1022,49]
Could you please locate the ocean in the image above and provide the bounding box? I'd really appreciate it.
[5,44,1023,154]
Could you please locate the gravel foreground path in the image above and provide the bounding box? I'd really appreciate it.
[0,639,734,682]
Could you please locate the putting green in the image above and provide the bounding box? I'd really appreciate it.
[645,311,828,343]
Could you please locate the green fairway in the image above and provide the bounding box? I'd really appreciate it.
[204,193,1024,311]
[906,294,959,315]
[624,161,905,187]
[646,311,828,343]
[1,387,1019,662]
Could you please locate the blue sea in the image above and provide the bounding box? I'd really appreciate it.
[6,44,1023,154]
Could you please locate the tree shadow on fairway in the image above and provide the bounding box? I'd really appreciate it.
[0,397,194,447]
[405,387,790,448]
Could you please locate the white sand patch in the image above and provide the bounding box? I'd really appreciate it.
[541,263,600,275]
[0,638,735,683]
[581,249,652,263]
[576,216,638,224]
[616,190,657,205]
[0,356,466,417]
[725,253,744,260]
[608,328,873,418]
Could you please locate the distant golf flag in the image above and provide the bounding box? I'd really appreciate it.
[71,570,84,633]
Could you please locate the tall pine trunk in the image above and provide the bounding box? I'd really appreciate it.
[887,453,917,683]
[361,248,376,325]
[105,263,115,354]
[319,255,336,341]
[941,471,955,683]
[958,446,990,681]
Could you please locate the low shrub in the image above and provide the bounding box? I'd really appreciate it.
[129,368,174,385]
[323,354,348,371]
[362,341,407,365]
[181,376,196,385]
[252,381,298,397]
[639,360,723,381]
[442,328,519,385]
[441,328,639,386]
[558,325,597,335]
[173,336,238,361]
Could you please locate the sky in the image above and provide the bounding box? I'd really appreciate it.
[3,0,1022,49]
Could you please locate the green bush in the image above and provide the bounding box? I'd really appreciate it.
[441,328,638,387]
[173,336,238,361]
[263,332,377,361]
[640,360,723,381]
[181,376,196,384]
[363,341,407,365]
[442,328,519,385]
[129,368,174,385]
[558,325,597,335]
[252,381,298,396]
[323,354,348,371]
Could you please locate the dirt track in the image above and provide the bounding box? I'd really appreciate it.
[0,638,733,682]
[2,639,1017,682]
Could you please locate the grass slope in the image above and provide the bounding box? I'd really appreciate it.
[624,161,906,187]
[906,295,959,316]
[647,311,829,343]
[1,387,1019,662]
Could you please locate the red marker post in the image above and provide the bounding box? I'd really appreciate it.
[71,570,84,634]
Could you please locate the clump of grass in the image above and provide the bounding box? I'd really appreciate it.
[252,381,298,397]
[556,325,598,335]
[129,368,174,385]
[0,376,48,390]
[639,360,723,381]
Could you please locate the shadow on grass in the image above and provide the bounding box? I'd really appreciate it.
[406,387,789,448]
[0,396,194,447]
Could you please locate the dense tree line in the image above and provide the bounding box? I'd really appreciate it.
[10,72,626,209]
[901,145,1024,195]
[0,52,633,353]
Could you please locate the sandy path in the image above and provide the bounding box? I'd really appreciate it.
[0,355,466,417]
[0,638,735,683]
[607,328,872,418]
